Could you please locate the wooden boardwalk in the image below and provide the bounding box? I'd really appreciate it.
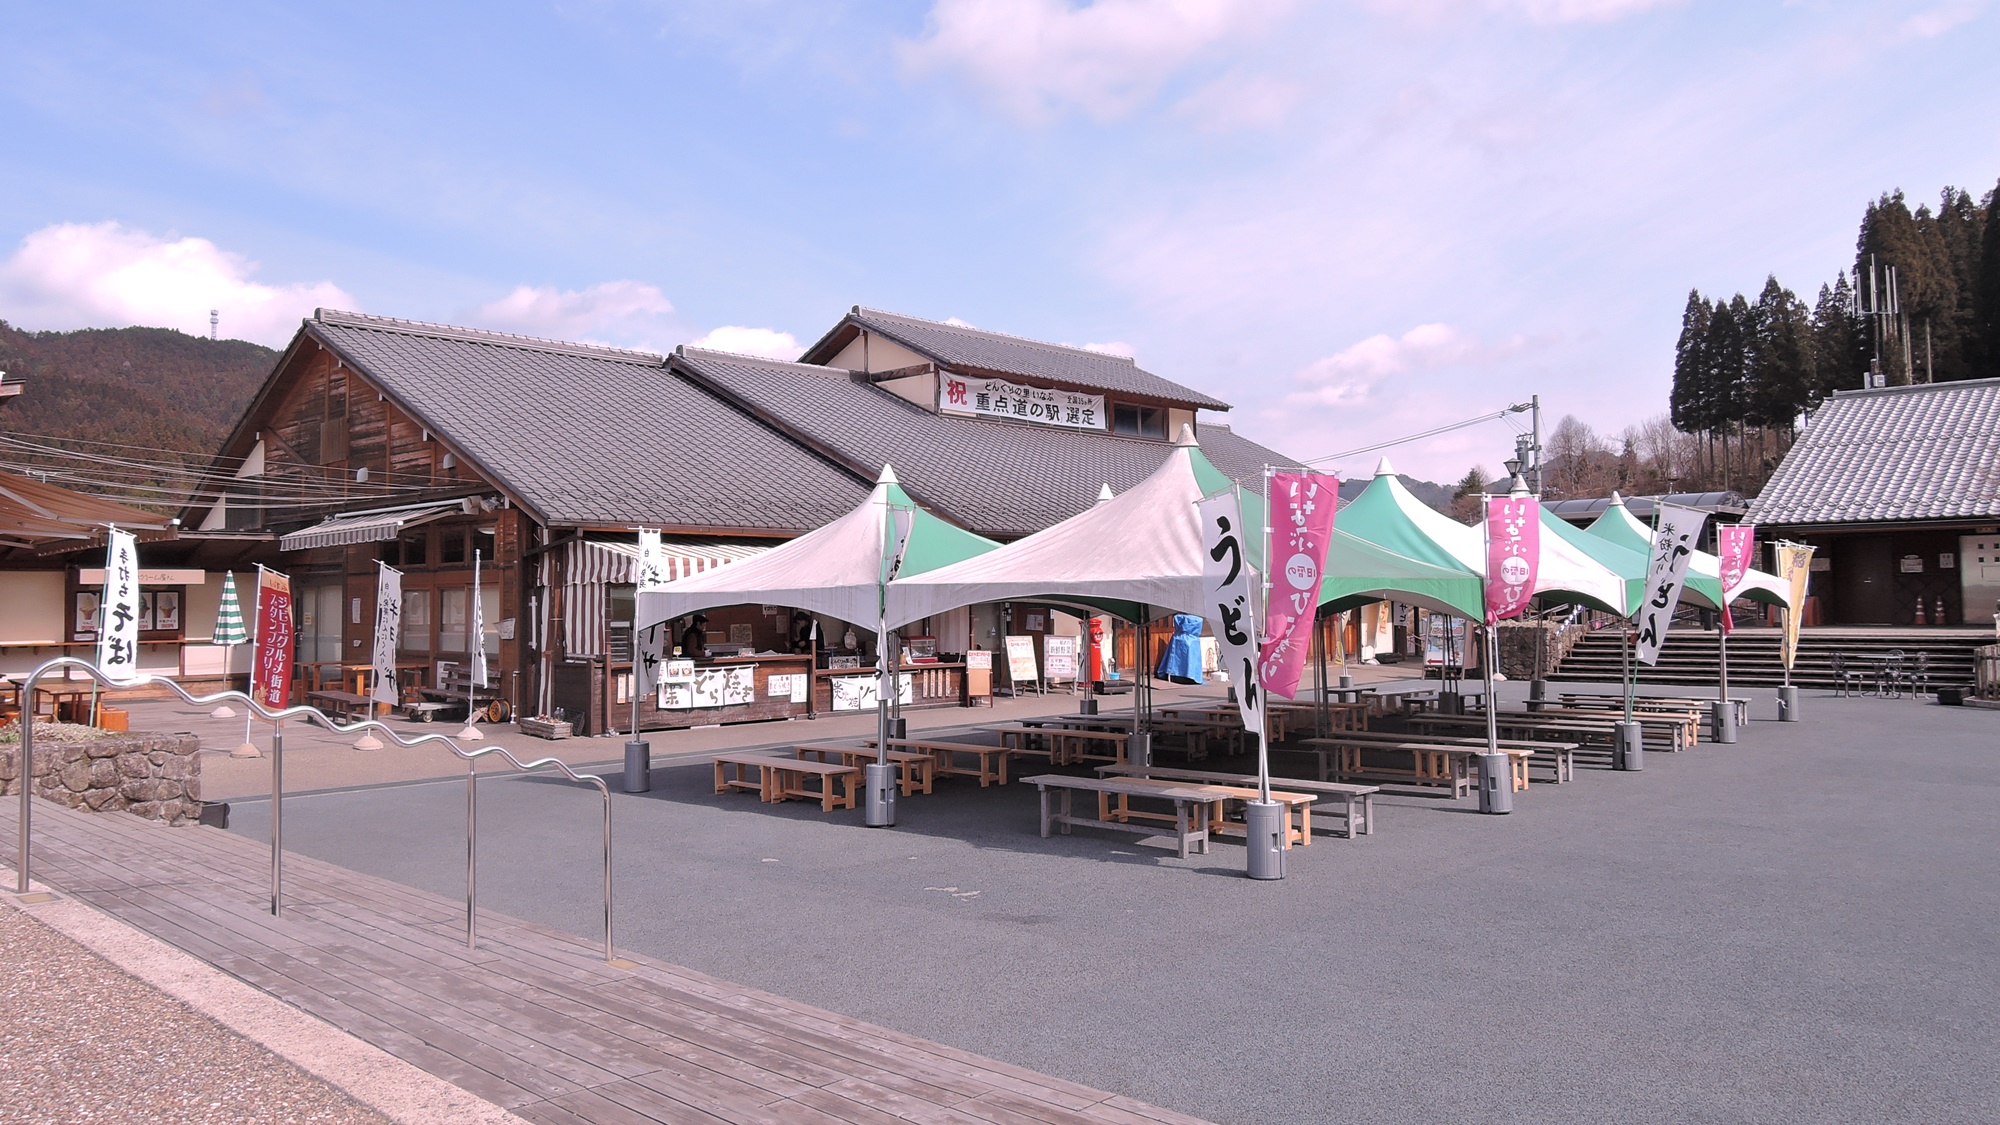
[4,799,1210,1125]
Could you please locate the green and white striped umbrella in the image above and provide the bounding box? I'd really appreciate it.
[213,571,248,647]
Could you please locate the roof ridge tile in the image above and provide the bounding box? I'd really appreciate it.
[314,308,665,365]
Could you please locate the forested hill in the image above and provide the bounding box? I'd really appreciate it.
[0,320,278,471]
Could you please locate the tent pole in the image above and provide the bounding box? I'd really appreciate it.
[1136,606,1151,735]
[1313,609,1328,739]
[1483,623,1500,758]
[1623,619,1635,722]
[1718,619,1730,707]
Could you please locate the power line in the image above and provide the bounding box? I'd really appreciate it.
[1301,402,1533,468]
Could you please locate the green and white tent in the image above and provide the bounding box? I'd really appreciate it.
[1337,459,1631,615]
[887,429,1482,628]
[1586,493,1792,610]
[635,465,999,631]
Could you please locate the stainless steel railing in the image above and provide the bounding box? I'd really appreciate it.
[9,658,618,963]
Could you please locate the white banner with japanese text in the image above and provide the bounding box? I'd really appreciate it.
[96,529,142,685]
[1636,503,1709,666]
[1197,491,1264,736]
[938,374,1106,431]
[370,562,403,706]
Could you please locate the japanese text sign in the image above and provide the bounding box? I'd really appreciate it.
[95,529,142,685]
[1197,490,1264,736]
[253,568,295,710]
[1484,496,1540,624]
[1715,525,1754,635]
[370,562,403,706]
[1636,504,1707,666]
[938,375,1106,431]
[1257,472,1337,700]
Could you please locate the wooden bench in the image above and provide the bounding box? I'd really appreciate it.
[712,752,860,812]
[1304,729,1577,783]
[1300,736,1533,798]
[1022,774,1212,859]
[1559,692,1751,727]
[1098,764,1379,838]
[868,737,1014,787]
[1527,706,1699,751]
[993,723,1129,766]
[794,742,935,796]
[1159,705,1295,742]
[421,662,511,724]
[1098,776,1317,848]
[307,689,380,723]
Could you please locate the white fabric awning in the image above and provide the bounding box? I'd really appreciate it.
[279,500,467,552]
[562,536,772,657]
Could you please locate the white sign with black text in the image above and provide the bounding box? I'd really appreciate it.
[938,374,1107,431]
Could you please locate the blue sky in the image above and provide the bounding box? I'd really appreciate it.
[2,1,1994,482]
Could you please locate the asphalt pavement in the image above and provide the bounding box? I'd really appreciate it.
[223,683,2000,1124]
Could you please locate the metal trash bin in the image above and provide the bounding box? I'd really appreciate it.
[1128,729,1153,768]
[889,717,907,740]
[1778,686,1799,722]
[1440,691,1463,715]
[1613,720,1643,771]
[622,739,651,794]
[1528,679,1548,712]
[1079,698,1099,715]
[1244,800,1287,879]
[1712,701,1738,744]
[863,762,897,827]
[1477,752,1512,814]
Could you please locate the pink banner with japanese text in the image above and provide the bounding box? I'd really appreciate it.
[1257,472,1338,700]
[1716,525,1754,634]
[253,567,295,711]
[1484,496,1540,624]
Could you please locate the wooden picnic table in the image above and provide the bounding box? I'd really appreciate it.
[1557,692,1752,729]
[1527,706,1699,750]
[1421,709,1691,753]
[865,736,1014,787]
[1098,764,1379,838]
[1022,774,1214,858]
[712,752,859,812]
[307,689,381,723]
[793,742,935,796]
[992,722,1129,766]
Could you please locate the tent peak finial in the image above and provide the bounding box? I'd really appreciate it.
[1096,483,1114,504]
[876,463,899,485]
[1374,456,1395,477]
[1609,490,1624,505]
[1173,424,1198,447]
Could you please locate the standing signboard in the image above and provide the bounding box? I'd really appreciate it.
[1043,636,1079,681]
[1003,635,1039,683]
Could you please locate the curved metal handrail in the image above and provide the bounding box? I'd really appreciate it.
[10,657,617,963]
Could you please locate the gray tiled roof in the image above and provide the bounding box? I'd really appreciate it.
[672,347,1295,539]
[1749,377,2000,528]
[800,307,1232,411]
[309,311,870,532]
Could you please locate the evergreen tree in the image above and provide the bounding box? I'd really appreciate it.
[1747,276,1811,434]
[1974,180,2000,375]
[1700,297,1746,485]
[1670,289,1712,437]
[1811,274,1867,401]
[1932,186,1984,381]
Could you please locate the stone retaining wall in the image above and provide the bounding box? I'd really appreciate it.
[0,733,202,825]
[1495,620,1589,680]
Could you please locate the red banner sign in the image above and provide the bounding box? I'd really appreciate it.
[1485,496,1540,624]
[1716,525,1754,634]
[1257,472,1338,700]
[253,568,295,710]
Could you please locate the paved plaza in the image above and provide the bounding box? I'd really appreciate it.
[177,681,2000,1124]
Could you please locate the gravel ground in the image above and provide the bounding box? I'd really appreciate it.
[0,907,389,1125]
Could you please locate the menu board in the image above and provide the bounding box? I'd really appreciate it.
[658,664,755,709]
[1043,636,1079,681]
[1003,636,1038,682]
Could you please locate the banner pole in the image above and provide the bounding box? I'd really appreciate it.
[1258,466,1273,803]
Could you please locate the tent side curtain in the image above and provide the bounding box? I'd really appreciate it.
[561,536,772,657]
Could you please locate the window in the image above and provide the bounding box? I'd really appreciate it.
[401,589,432,653]
[474,527,495,562]
[607,585,635,662]
[440,528,466,564]
[1112,403,1166,439]
[401,532,427,566]
[440,588,467,653]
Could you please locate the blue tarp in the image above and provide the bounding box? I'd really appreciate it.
[1156,613,1205,684]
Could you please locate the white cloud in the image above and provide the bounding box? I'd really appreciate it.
[899,0,1294,123]
[1901,3,1983,40]
[1082,340,1137,358]
[1287,323,1486,406]
[474,281,675,347]
[944,316,980,328]
[1173,73,1302,132]
[0,221,353,347]
[689,325,802,361]
[1498,0,1681,23]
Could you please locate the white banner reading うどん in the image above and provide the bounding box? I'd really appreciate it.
[938,374,1106,431]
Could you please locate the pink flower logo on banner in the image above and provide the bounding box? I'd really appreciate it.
[1716,525,1754,634]
[1257,471,1338,700]
[1485,496,1540,624]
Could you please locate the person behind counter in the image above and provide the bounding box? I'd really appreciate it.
[789,610,817,654]
[679,613,709,660]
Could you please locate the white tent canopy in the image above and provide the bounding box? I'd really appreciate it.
[635,465,995,632]
[1594,494,1792,609]
[886,428,1230,630]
